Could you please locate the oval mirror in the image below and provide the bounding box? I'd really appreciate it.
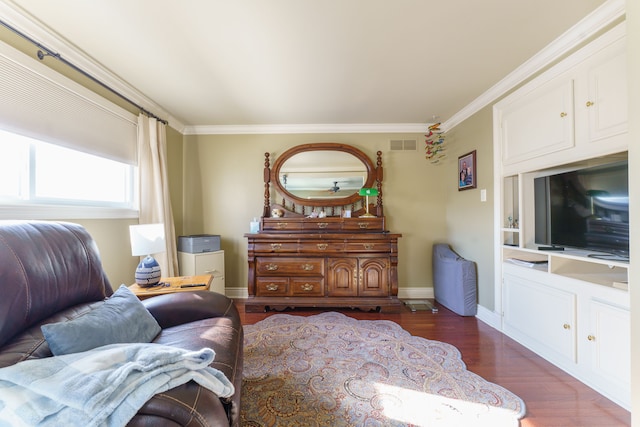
[271,143,376,208]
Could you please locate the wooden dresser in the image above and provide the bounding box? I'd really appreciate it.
[244,143,402,312]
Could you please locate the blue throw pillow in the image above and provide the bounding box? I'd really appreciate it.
[42,285,161,356]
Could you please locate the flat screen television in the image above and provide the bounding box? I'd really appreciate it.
[534,160,629,259]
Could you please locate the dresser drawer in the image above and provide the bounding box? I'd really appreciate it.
[254,242,299,253]
[342,218,384,231]
[256,257,324,275]
[261,220,302,232]
[344,241,391,252]
[298,241,345,253]
[301,220,342,232]
[291,278,324,296]
[256,278,289,296]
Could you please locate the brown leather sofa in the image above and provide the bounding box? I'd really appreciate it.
[0,220,243,426]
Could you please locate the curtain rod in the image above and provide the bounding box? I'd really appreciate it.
[0,18,168,125]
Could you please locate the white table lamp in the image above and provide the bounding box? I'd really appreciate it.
[129,223,165,287]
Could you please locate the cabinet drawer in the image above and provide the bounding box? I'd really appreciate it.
[256,278,289,296]
[344,242,391,252]
[254,242,298,253]
[261,221,302,232]
[302,221,342,232]
[342,218,384,231]
[298,241,345,252]
[256,257,324,275]
[291,278,324,296]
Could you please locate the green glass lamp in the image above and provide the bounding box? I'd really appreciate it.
[358,187,378,218]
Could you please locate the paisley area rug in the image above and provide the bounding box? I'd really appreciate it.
[241,312,526,427]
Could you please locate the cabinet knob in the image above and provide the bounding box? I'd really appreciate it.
[317,222,328,229]
[560,112,568,118]
[317,243,328,250]
[563,323,571,330]
[358,222,369,229]
[276,222,287,229]
[301,263,314,271]
[586,101,594,107]
[301,283,314,291]
[266,283,279,291]
[270,243,282,250]
[587,335,596,342]
[265,263,279,271]
[363,243,374,250]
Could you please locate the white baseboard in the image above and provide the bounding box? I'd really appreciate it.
[224,286,434,301]
[475,304,503,331]
[398,287,433,300]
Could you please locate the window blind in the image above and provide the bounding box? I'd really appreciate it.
[0,40,137,165]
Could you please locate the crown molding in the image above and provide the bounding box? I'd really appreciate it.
[442,0,625,131]
[0,0,183,130]
[183,123,428,135]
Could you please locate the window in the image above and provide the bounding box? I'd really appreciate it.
[0,129,138,218]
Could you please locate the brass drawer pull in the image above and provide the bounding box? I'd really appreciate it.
[301,263,314,271]
[317,243,328,250]
[266,283,279,291]
[358,222,369,229]
[301,283,314,292]
[276,223,287,229]
[265,263,279,271]
[317,222,328,229]
[363,243,374,250]
[271,243,282,250]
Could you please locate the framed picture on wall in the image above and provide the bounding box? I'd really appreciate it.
[458,150,477,191]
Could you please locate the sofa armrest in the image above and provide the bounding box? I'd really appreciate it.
[142,291,239,329]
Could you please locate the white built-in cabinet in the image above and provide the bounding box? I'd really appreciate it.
[178,250,225,295]
[493,23,629,409]
[499,23,627,176]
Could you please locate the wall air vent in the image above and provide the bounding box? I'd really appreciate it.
[389,139,417,151]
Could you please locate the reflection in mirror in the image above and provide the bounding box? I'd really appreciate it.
[279,151,367,200]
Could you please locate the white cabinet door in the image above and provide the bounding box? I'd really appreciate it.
[503,273,577,364]
[582,37,628,145]
[500,77,575,166]
[585,299,630,406]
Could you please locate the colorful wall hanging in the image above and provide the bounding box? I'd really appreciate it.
[425,122,447,164]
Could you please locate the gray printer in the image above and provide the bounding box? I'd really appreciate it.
[177,234,221,253]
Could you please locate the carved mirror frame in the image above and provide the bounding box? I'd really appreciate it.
[263,143,383,217]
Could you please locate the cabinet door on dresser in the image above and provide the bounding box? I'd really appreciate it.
[327,257,389,297]
[326,258,358,297]
[359,257,389,296]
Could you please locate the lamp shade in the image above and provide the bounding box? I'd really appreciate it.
[129,223,165,256]
[359,188,379,196]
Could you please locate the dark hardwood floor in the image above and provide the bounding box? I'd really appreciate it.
[234,298,630,427]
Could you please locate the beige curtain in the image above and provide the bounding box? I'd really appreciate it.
[137,114,178,277]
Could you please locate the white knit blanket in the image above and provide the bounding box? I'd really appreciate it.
[0,343,234,427]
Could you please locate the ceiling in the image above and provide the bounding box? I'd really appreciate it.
[4,0,607,132]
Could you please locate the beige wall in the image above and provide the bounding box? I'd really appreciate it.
[180,133,450,296]
[442,106,495,309]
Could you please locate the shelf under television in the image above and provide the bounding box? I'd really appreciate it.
[502,245,629,290]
